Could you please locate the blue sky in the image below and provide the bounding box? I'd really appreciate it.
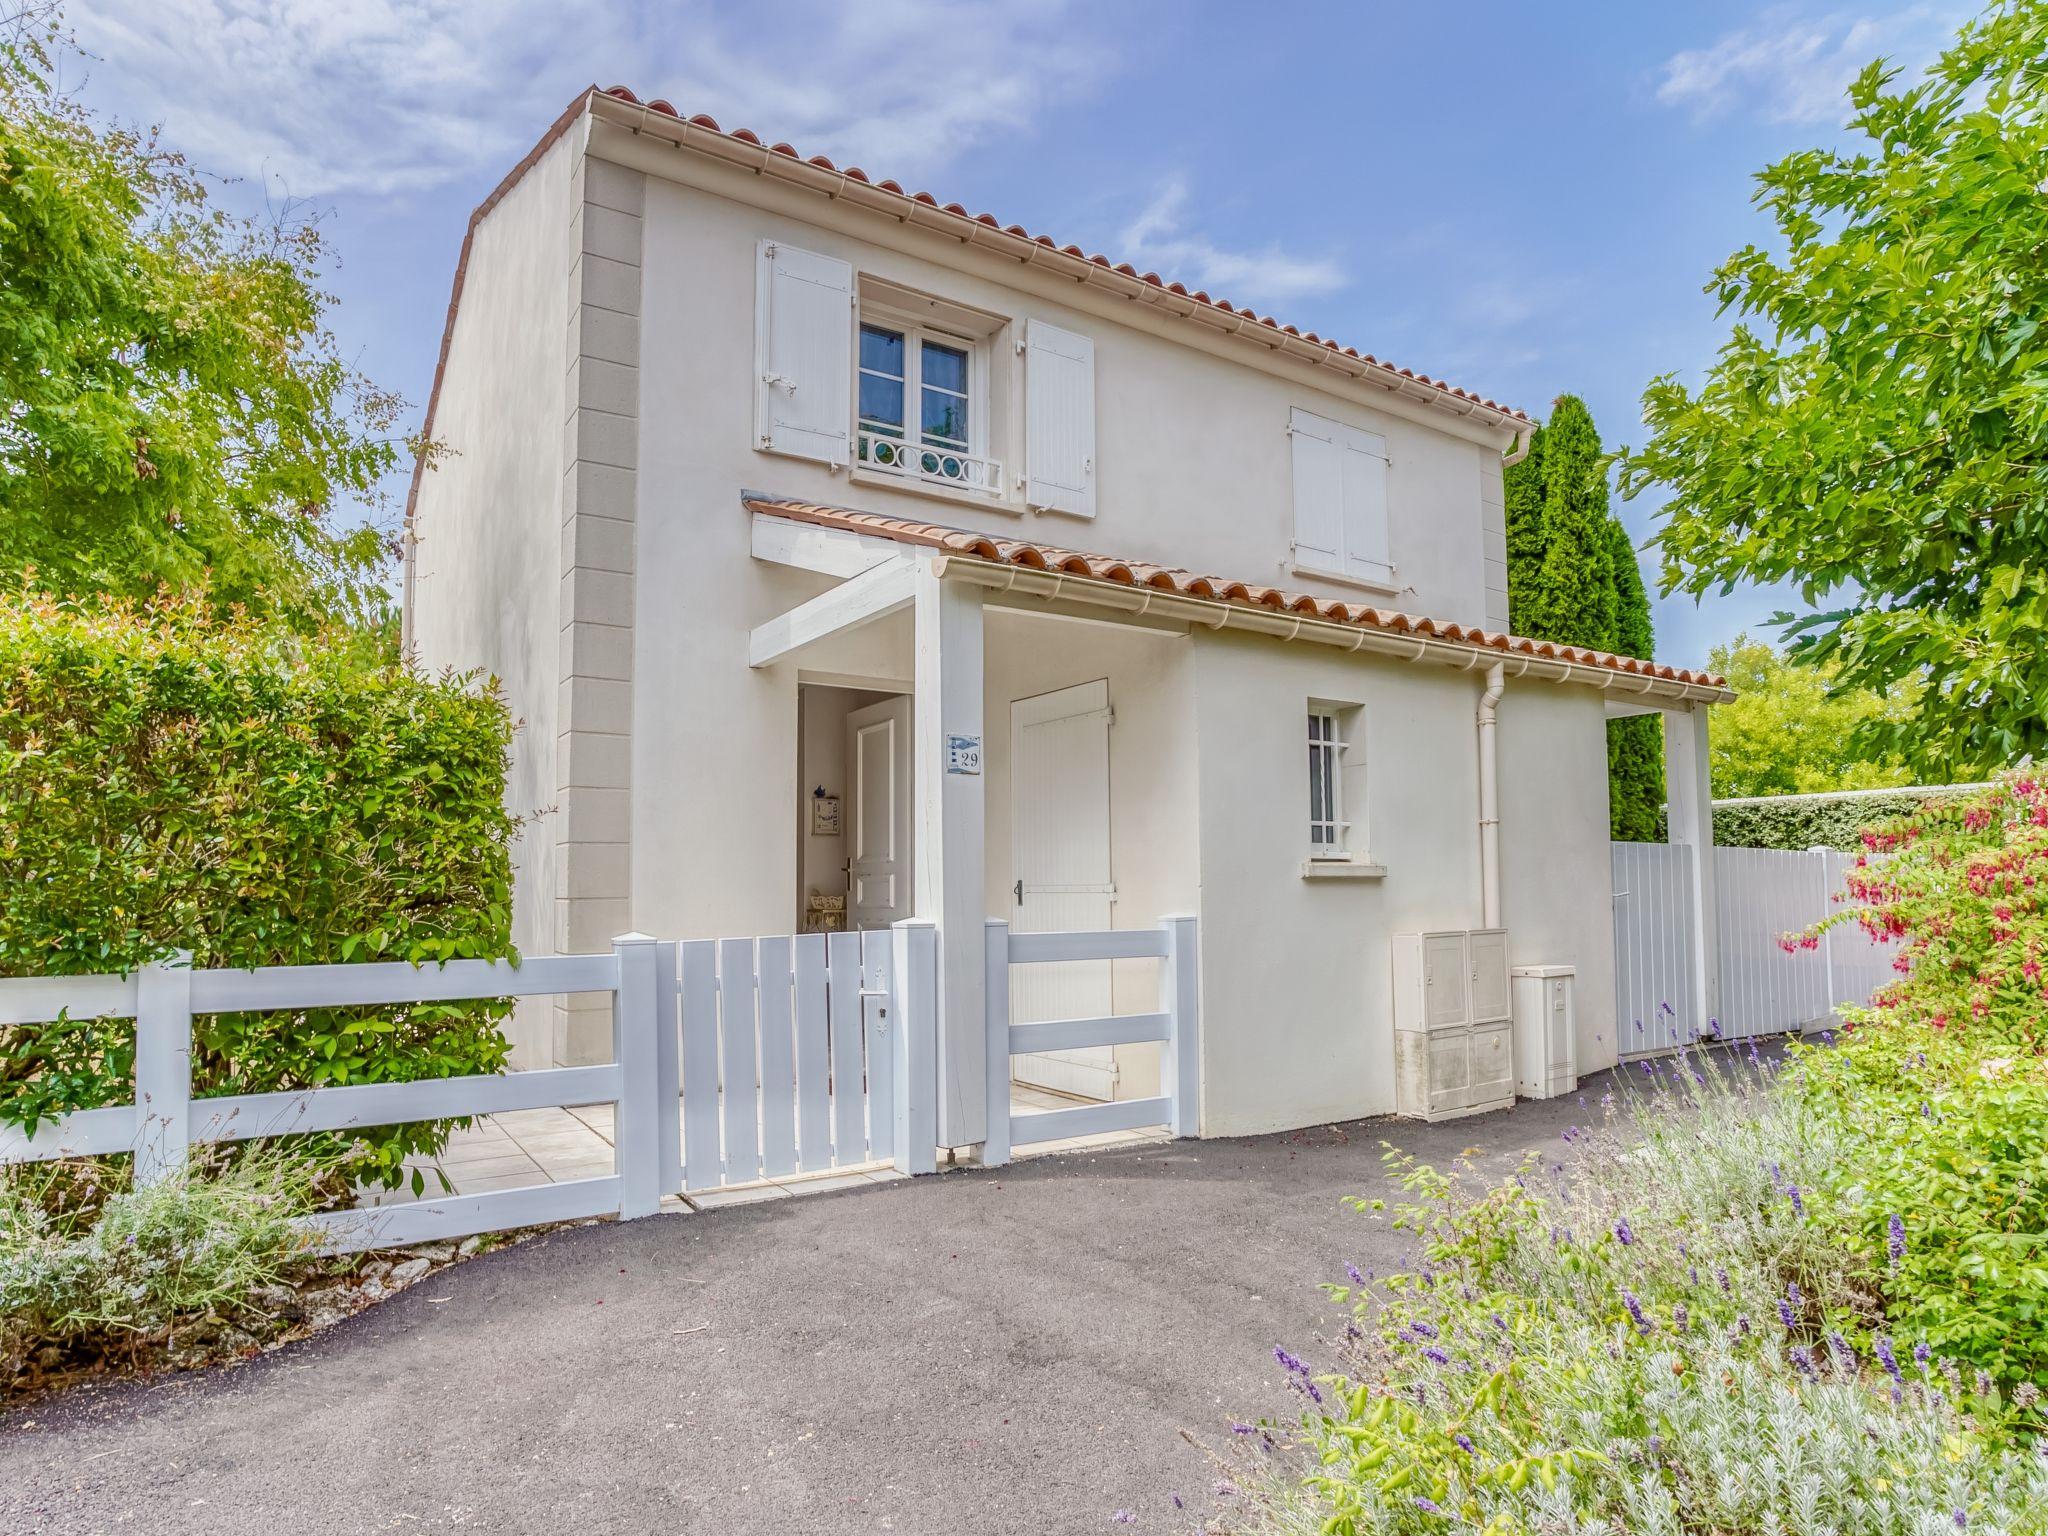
[65,0,1974,667]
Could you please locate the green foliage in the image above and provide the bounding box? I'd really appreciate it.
[0,1151,319,1379]
[1503,396,1666,839]
[1793,776,2048,1386]
[1620,0,2048,782]
[1240,1055,2048,1534]
[0,19,410,626]
[1605,518,1664,841]
[1712,784,1981,851]
[1520,398,1616,651]
[0,594,520,1190]
[1708,634,1916,800]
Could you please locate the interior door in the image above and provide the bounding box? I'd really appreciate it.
[845,696,912,929]
[1010,680,1116,1100]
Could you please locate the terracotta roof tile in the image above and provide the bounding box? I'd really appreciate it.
[596,86,1529,425]
[741,493,1727,693]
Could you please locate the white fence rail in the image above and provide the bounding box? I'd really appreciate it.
[981,916,1198,1167]
[0,925,941,1252]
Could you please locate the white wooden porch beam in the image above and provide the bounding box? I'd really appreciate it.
[748,555,918,669]
[750,511,907,578]
[911,564,987,1149]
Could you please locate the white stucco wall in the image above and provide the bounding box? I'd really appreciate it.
[408,130,575,1066]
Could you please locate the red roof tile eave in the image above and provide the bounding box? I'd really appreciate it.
[741,494,1730,698]
[587,86,1532,430]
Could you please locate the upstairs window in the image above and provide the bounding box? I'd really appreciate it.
[856,319,995,494]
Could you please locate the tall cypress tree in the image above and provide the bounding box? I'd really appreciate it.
[1499,395,1665,838]
[1604,516,1666,840]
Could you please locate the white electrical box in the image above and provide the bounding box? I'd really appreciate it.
[1510,964,1577,1100]
[1392,930,1513,1121]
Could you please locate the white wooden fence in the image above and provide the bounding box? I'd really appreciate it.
[0,925,941,1253]
[980,916,1199,1166]
[1713,846,1895,1038]
[1612,843,1897,1048]
[1610,841,1700,1053]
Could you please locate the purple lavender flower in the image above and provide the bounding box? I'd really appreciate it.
[1778,1297,1798,1331]
[1734,1312,1752,1338]
[1622,1290,1653,1336]
[1888,1214,1907,1263]
[1490,1313,1507,1332]
[1914,1341,1932,1368]
[1708,1017,1723,1037]
[1672,1303,1689,1332]
[1647,1434,1663,1458]
[1614,1217,1637,1246]
[1346,1262,1367,1286]
[1170,1493,1183,1511]
[1790,1345,1818,1380]
[1455,1433,1475,1453]
[1954,1511,1967,1529]
[1110,1512,1136,1526]
[1660,1000,1675,1016]
[1213,1480,1236,1497]
[1875,1336,1902,1382]
[1408,1320,1440,1340]
[1716,1266,1731,1295]
[1786,1184,1806,1217]
[1274,1347,1308,1376]
[1415,1497,1443,1515]
[1787,1281,1804,1308]
[1827,1331,1856,1370]
[1423,1347,1450,1366]
[1230,1422,1255,1436]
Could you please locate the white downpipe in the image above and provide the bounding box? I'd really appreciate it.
[1477,662,1505,927]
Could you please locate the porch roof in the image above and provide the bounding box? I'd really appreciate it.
[742,493,1732,704]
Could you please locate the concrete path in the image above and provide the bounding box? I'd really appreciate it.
[1,1084,1606,1535]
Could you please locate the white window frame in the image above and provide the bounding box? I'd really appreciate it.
[1307,708,1348,859]
[853,306,999,496]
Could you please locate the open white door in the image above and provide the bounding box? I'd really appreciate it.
[845,696,912,929]
[1009,679,1116,1100]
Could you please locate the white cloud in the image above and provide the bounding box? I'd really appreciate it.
[1655,4,1967,126]
[67,0,1105,198]
[1114,177,1346,308]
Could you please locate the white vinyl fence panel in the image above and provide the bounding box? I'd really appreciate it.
[0,925,941,1252]
[1610,841,1699,1055]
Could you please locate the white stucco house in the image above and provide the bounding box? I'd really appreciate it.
[404,86,1731,1150]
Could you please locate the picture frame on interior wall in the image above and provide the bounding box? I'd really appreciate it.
[811,792,841,837]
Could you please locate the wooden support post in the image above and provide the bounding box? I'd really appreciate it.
[911,563,986,1149]
[1160,916,1201,1138]
[1663,705,1720,1036]
[890,919,939,1175]
[612,933,666,1219]
[982,919,1011,1168]
[133,952,194,1185]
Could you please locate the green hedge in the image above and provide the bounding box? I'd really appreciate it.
[0,595,520,1190]
[1710,785,1984,850]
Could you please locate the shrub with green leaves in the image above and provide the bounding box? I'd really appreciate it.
[0,594,520,1190]
[1793,774,2048,1387]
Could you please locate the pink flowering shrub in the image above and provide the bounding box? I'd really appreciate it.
[1795,774,2048,1389]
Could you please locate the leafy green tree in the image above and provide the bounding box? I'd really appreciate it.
[1504,396,1665,837]
[1619,0,2048,781]
[1604,519,1665,840]
[0,20,406,625]
[1706,634,1915,799]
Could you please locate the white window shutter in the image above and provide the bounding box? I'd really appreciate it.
[1025,319,1096,517]
[1339,427,1391,584]
[1290,408,1391,586]
[1289,409,1343,571]
[755,239,852,466]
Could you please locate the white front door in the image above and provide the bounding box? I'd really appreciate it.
[1009,679,1116,1100]
[845,696,912,929]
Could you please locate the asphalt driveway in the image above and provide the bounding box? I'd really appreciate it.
[1,1082,1608,1535]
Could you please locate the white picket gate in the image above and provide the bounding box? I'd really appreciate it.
[980,915,1199,1167]
[0,925,940,1253]
[1610,841,1700,1054]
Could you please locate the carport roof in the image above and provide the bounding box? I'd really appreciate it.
[742,493,1730,700]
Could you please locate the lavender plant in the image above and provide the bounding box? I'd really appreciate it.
[1232,1053,2048,1534]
